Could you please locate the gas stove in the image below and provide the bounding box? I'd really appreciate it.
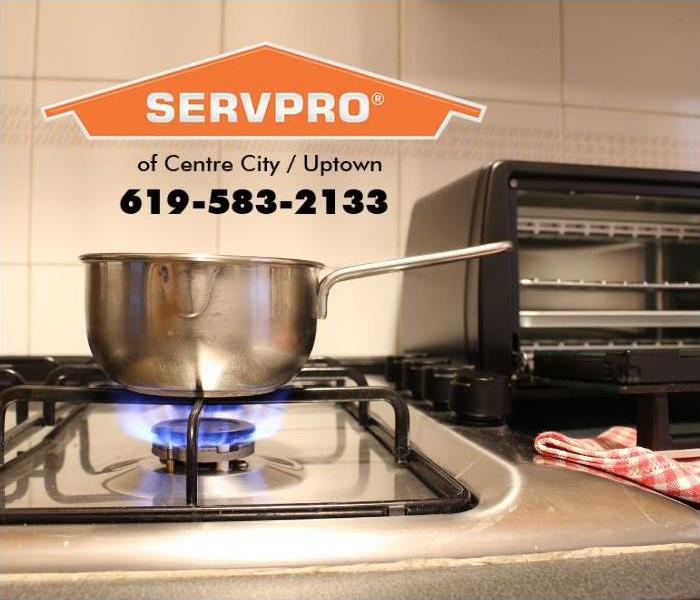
[1,355,699,599]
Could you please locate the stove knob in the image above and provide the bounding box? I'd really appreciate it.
[425,366,462,410]
[400,358,429,392]
[385,353,426,384]
[385,356,403,383]
[416,365,436,401]
[449,372,510,425]
[410,360,451,399]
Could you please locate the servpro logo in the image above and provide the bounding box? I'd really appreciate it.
[145,91,372,125]
[42,43,486,139]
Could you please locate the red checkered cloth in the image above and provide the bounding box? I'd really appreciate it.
[534,426,700,504]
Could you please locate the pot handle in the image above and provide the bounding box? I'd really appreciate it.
[317,241,512,318]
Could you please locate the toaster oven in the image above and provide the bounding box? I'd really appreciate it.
[399,161,700,382]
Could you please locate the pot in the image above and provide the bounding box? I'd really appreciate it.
[80,241,511,397]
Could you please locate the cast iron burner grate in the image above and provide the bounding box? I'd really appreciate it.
[151,417,255,472]
[0,357,472,524]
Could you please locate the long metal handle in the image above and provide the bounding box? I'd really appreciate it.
[317,241,512,319]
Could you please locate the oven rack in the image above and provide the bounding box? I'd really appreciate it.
[0,360,472,525]
[517,216,700,241]
[520,310,700,329]
[520,278,700,291]
[521,338,700,352]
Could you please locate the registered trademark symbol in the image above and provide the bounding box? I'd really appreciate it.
[371,92,384,106]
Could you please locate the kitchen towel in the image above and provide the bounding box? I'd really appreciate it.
[534,426,700,503]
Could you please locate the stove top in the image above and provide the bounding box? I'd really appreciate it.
[1,355,698,578]
[4,402,437,510]
[0,358,464,521]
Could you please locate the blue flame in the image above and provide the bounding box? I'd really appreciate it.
[117,388,290,447]
[150,418,256,448]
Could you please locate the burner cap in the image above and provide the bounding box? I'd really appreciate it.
[151,417,256,469]
[151,417,255,448]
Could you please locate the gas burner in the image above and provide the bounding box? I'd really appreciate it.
[151,417,255,473]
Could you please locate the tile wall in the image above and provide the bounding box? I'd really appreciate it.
[1,1,699,356]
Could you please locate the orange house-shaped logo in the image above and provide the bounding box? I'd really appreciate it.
[43,43,485,139]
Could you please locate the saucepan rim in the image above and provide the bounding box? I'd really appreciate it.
[79,252,325,268]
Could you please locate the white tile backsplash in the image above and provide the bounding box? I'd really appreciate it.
[563,1,700,115]
[564,108,700,170]
[36,0,222,80]
[401,1,561,103]
[32,80,220,264]
[0,0,37,77]
[224,1,399,76]
[29,264,87,354]
[217,141,399,265]
[314,275,401,356]
[0,78,31,263]
[1,1,700,357]
[0,264,28,353]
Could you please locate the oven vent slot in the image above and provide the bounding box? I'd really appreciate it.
[520,278,700,291]
[517,217,700,241]
[521,339,700,352]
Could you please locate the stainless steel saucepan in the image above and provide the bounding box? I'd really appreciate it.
[80,241,512,398]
